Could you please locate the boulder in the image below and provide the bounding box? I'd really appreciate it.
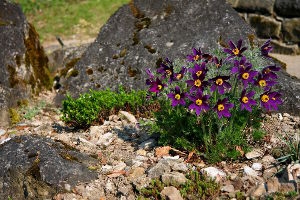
[0,0,51,126]
[233,0,275,15]
[58,0,300,116]
[282,18,300,44]
[248,14,281,39]
[274,0,300,18]
[59,0,254,96]
[0,135,98,200]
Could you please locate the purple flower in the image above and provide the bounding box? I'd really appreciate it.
[174,66,187,81]
[260,91,282,111]
[167,86,187,107]
[260,39,273,58]
[186,73,208,92]
[262,65,280,79]
[188,62,208,77]
[214,98,234,118]
[188,91,210,115]
[146,68,155,85]
[255,74,276,91]
[237,66,258,88]
[210,76,231,95]
[148,78,166,93]
[231,56,252,74]
[223,39,247,59]
[213,57,223,69]
[187,48,202,62]
[157,58,174,82]
[240,90,257,112]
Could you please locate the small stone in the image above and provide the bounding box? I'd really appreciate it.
[278,113,283,121]
[221,184,235,193]
[118,186,129,196]
[101,165,113,173]
[266,177,280,193]
[148,162,171,178]
[201,167,226,181]
[90,126,105,137]
[161,172,187,185]
[172,162,188,172]
[105,180,115,192]
[245,148,264,159]
[64,183,71,192]
[113,162,126,171]
[138,138,157,150]
[136,149,147,156]
[119,111,137,124]
[129,167,145,180]
[287,163,300,181]
[251,163,263,171]
[250,183,266,197]
[161,186,184,200]
[244,166,258,177]
[96,132,115,147]
[0,129,6,136]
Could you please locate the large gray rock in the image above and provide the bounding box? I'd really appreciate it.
[59,0,300,116]
[0,135,98,200]
[0,1,52,126]
[274,0,300,17]
[59,0,254,96]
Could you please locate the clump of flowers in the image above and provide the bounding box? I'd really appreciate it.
[145,39,282,162]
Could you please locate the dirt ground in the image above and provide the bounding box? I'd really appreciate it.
[271,53,300,79]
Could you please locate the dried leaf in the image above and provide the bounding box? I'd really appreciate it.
[107,170,126,178]
[186,150,195,163]
[155,146,171,157]
[235,146,245,156]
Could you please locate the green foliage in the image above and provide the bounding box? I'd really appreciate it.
[276,131,300,164]
[138,171,220,200]
[13,0,130,42]
[21,100,47,120]
[61,87,148,127]
[180,171,220,200]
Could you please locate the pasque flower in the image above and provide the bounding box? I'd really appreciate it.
[240,90,257,112]
[187,48,202,62]
[214,98,234,118]
[188,90,210,115]
[157,58,175,82]
[223,39,247,59]
[174,66,187,81]
[213,57,223,69]
[260,91,282,111]
[167,86,187,106]
[260,39,273,58]
[148,77,166,93]
[262,65,280,79]
[231,56,252,74]
[146,68,155,85]
[188,62,208,77]
[210,75,231,95]
[237,66,258,88]
[186,73,208,92]
[255,73,276,91]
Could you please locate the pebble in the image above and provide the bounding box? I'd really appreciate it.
[96,132,115,147]
[251,163,262,171]
[161,186,184,200]
[245,148,264,159]
[138,138,157,150]
[221,184,235,193]
[243,166,258,177]
[201,167,226,181]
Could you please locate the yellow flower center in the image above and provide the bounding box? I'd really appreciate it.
[216,78,223,85]
[176,74,182,80]
[242,96,249,103]
[216,64,221,68]
[196,99,202,106]
[158,85,162,90]
[194,79,202,87]
[232,48,239,55]
[194,55,200,61]
[166,70,172,76]
[218,104,225,111]
[175,94,181,100]
[259,80,267,87]
[242,72,249,80]
[196,70,202,77]
[261,94,269,103]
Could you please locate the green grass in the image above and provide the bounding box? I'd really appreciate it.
[13,0,130,42]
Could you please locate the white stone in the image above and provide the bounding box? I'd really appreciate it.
[161,186,184,200]
[245,148,264,159]
[251,163,263,171]
[243,166,258,177]
[287,163,300,181]
[119,111,137,124]
[221,184,235,193]
[0,129,6,136]
[201,167,226,180]
[96,132,115,147]
[113,162,127,171]
[0,137,11,145]
[101,165,113,173]
[278,113,283,121]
